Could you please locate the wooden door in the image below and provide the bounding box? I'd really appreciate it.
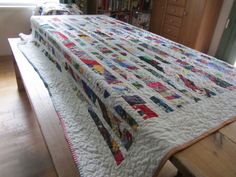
[149,0,167,34]
[194,0,223,53]
[178,0,206,48]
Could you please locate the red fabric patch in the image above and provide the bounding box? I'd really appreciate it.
[55,32,68,40]
[64,52,72,63]
[81,59,100,65]
[132,104,158,119]
[64,42,75,48]
[148,82,166,89]
[127,66,138,70]
[114,150,124,165]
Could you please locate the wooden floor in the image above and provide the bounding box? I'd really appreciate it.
[0,56,57,177]
[0,55,177,177]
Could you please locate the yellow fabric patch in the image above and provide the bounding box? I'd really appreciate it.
[94,65,105,74]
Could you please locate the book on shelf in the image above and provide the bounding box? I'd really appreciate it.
[98,0,131,11]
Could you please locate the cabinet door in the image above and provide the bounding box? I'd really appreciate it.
[168,0,186,6]
[149,0,167,34]
[166,5,185,17]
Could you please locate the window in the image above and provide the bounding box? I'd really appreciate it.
[0,0,59,6]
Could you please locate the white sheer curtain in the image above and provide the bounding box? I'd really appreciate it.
[0,0,59,6]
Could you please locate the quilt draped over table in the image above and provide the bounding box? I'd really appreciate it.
[26,15,236,177]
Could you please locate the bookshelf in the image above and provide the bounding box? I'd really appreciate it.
[87,0,152,29]
[87,0,133,23]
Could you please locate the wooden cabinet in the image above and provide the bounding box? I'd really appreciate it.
[149,0,223,53]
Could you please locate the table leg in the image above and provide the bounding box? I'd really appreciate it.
[12,57,25,92]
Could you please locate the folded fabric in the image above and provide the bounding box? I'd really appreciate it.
[34,2,83,16]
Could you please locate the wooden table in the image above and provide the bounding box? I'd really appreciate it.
[9,38,236,177]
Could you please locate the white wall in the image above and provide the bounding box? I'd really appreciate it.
[0,6,33,56]
[208,0,234,56]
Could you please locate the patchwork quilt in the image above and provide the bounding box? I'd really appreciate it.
[29,15,236,177]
